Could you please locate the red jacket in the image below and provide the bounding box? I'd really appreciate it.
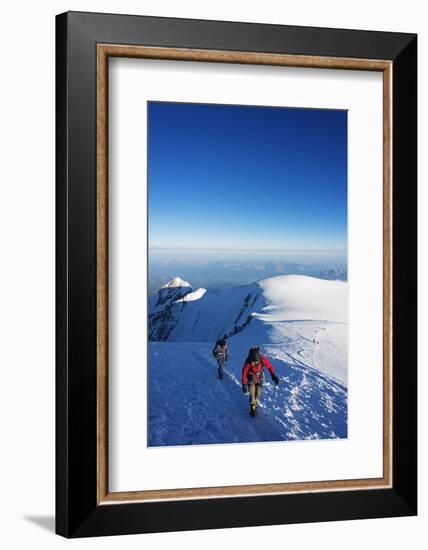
[242,355,276,385]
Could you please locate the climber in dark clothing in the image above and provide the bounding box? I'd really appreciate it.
[242,347,279,416]
[212,338,229,379]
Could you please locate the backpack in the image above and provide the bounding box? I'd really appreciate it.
[247,359,265,384]
[213,340,226,359]
[212,343,219,357]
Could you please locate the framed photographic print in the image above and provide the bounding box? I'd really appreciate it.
[56,11,417,537]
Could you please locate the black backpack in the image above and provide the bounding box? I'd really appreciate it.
[213,340,223,357]
[213,340,227,359]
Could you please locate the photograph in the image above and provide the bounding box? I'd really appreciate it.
[147,101,348,446]
[0,1,420,544]
[48,4,418,539]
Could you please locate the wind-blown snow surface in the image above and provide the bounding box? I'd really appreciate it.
[148,275,348,446]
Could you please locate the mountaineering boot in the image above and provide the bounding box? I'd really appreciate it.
[250,404,257,417]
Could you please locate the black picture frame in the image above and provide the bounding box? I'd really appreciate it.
[56,11,417,538]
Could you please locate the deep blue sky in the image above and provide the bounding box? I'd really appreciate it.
[148,102,347,252]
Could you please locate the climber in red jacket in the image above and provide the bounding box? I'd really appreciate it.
[242,347,279,417]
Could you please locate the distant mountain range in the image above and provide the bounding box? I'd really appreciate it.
[148,260,347,296]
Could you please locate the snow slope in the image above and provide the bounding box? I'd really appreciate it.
[148,275,348,446]
[256,275,347,323]
[148,338,347,446]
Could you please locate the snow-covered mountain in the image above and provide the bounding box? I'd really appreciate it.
[149,274,347,343]
[148,277,194,340]
[148,274,348,446]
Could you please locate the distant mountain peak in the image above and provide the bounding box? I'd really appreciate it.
[161,277,192,289]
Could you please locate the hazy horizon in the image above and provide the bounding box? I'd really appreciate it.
[149,248,347,295]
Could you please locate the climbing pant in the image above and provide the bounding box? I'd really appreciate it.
[249,383,262,407]
[217,358,225,378]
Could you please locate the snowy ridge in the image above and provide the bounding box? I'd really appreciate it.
[175,287,207,302]
[257,275,347,322]
[149,274,347,343]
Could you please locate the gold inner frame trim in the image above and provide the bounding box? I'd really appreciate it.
[96,44,393,505]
